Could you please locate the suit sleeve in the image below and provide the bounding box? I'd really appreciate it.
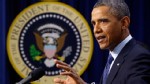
[127,52,150,84]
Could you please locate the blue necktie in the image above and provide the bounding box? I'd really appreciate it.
[102,53,114,84]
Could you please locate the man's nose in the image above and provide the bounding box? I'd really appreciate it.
[94,23,102,33]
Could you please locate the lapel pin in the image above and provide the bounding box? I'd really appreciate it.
[117,63,120,66]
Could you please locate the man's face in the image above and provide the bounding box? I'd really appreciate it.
[91,6,124,50]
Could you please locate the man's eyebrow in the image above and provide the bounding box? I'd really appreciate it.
[91,18,109,24]
[98,18,109,22]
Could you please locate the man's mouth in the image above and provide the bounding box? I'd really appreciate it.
[96,35,106,43]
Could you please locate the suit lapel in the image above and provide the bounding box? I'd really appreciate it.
[106,39,136,84]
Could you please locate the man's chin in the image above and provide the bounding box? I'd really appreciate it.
[99,45,108,50]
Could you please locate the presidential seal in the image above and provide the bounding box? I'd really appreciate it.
[7,2,93,84]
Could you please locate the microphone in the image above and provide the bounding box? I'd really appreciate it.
[16,67,45,84]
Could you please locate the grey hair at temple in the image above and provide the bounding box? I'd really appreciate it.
[93,0,130,20]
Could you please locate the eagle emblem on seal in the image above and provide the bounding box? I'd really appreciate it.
[31,24,68,68]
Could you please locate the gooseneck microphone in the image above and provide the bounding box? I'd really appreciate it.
[16,67,45,84]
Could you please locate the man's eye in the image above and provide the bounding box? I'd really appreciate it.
[91,22,95,26]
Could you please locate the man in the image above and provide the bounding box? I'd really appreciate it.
[54,0,150,84]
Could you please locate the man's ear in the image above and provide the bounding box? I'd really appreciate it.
[121,16,130,29]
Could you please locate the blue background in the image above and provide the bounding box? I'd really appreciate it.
[0,0,150,83]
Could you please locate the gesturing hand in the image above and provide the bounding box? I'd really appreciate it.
[53,60,87,84]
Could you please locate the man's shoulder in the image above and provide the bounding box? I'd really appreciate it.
[136,41,150,51]
[132,40,150,54]
[121,39,150,60]
[125,39,149,53]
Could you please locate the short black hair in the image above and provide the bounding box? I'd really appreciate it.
[93,0,130,20]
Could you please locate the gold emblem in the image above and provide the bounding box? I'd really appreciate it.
[7,2,93,84]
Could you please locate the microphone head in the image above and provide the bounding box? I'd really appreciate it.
[30,67,45,81]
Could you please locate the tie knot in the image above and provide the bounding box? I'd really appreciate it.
[108,53,114,64]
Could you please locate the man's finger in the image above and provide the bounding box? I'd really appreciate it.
[56,63,71,71]
[60,72,78,79]
[54,59,72,71]
[54,59,68,66]
[53,77,65,83]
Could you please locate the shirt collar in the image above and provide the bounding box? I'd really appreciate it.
[110,35,132,60]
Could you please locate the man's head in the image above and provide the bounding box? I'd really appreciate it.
[91,1,130,51]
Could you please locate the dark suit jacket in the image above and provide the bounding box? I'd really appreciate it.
[100,39,150,84]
